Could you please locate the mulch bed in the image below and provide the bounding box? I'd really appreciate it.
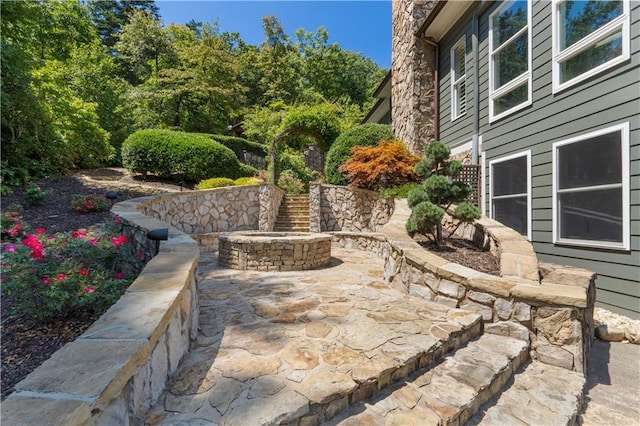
[413,231,500,276]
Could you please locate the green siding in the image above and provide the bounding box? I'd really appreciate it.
[435,0,640,317]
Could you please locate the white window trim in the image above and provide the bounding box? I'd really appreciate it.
[451,36,467,121]
[488,0,533,123]
[552,122,630,250]
[552,0,630,93]
[489,150,532,240]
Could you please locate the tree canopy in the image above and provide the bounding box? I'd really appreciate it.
[1,2,386,190]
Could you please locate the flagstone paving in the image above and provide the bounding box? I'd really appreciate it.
[144,248,483,425]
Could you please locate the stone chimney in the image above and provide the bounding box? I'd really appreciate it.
[392,0,438,155]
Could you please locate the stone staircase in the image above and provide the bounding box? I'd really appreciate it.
[273,194,310,232]
[328,328,585,426]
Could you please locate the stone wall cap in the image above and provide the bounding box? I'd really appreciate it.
[143,251,198,275]
[1,395,93,425]
[511,282,587,308]
[437,262,480,284]
[81,290,181,346]
[127,271,191,293]
[14,339,151,406]
[467,276,514,297]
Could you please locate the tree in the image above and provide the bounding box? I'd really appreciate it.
[115,9,170,83]
[406,142,480,245]
[88,0,159,50]
[339,140,419,191]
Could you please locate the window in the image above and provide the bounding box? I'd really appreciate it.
[489,151,531,239]
[451,36,467,120]
[552,0,630,92]
[552,123,629,250]
[488,0,532,121]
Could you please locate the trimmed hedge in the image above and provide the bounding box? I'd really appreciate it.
[199,134,268,158]
[122,129,249,182]
[325,124,394,185]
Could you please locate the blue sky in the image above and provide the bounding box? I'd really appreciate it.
[156,1,392,68]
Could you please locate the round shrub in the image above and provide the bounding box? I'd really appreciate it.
[208,134,268,158]
[234,177,261,186]
[237,162,258,178]
[325,124,394,185]
[196,177,235,190]
[121,129,243,182]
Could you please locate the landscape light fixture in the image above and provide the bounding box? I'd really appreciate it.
[147,227,169,254]
[106,191,119,206]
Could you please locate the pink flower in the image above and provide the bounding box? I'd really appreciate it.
[30,250,44,260]
[83,286,95,294]
[55,273,66,281]
[136,253,144,260]
[40,277,51,285]
[112,214,121,224]
[110,235,127,247]
[35,228,45,234]
[114,271,124,280]
[88,238,99,245]
[80,268,89,276]
[4,245,16,252]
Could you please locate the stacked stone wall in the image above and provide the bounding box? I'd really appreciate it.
[330,201,595,375]
[309,183,394,233]
[139,186,261,235]
[392,0,438,154]
[259,183,285,232]
[218,232,332,271]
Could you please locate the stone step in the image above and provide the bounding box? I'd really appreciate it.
[278,206,311,213]
[331,331,530,426]
[273,225,310,232]
[468,361,585,426]
[275,217,310,225]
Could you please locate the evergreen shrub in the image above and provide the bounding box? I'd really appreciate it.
[121,129,243,182]
[196,177,235,190]
[325,123,394,185]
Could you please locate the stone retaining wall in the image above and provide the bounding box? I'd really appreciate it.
[139,185,261,234]
[2,197,201,425]
[309,183,394,233]
[330,200,595,375]
[259,183,285,232]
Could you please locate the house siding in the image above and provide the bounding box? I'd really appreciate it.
[435,1,640,318]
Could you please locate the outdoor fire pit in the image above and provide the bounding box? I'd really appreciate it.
[217,232,332,271]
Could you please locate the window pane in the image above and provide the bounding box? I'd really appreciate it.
[492,156,528,196]
[455,80,466,115]
[560,30,623,83]
[493,197,528,235]
[559,0,623,50]
[559,188,622,242]
[494,82,528,115]
[493,0,528,49]
[558,131,621,189]
[454,43,465,77]
[494,32,528,89]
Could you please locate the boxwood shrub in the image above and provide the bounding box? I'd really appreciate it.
[122,129,249,182]
[196,177,235,190]
[325,124,394,185]
[199,134,268,158]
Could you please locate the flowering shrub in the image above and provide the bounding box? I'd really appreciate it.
[71,194,109,213]
[2,217,138,321]
[1,209,29,242]
[277,170,306,194]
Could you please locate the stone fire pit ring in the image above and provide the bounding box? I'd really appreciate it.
[218,232,332,271]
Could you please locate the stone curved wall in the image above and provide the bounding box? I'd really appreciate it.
[331,200,595,375]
